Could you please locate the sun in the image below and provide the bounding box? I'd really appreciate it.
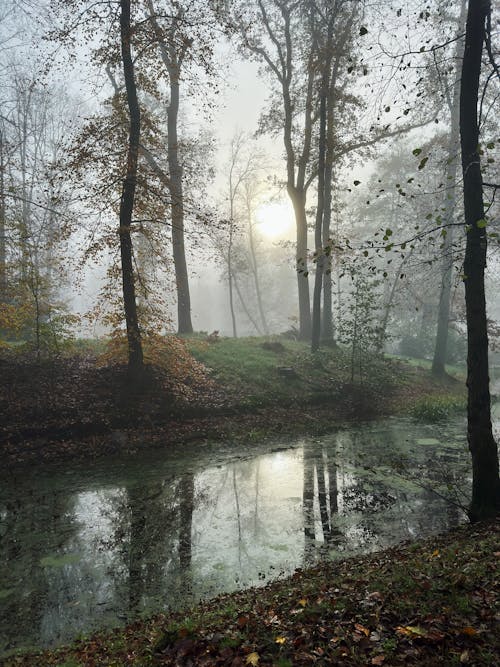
[255,200,294,239]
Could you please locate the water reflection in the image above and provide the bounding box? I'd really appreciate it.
[0,414,471,655]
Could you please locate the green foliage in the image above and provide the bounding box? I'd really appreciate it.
[0,298,79,358]
[338,269,384,382]
[411,395,466,422]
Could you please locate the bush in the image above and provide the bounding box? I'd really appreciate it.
[411,395,466,422]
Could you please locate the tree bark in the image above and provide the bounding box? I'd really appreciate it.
[146,0,193,334]
[460,0,500,520]
[432,0,466,376]
[167,61,193,334]
[0,129,6,301]
[289,186,311,339]
[311,13,335,352]
[227,223,238,337]
[119,0,143,373]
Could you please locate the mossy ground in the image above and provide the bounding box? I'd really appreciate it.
[4,520,498,666]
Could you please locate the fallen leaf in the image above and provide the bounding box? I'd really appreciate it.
[246,652,260,666]
[372,655,385,665]
[460,626,478,637]
[396,625,428,638]
[275,636,287,644]
[355,623,370,636]
[298,598,308,607]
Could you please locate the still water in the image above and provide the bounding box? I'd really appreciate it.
[0,412,478,655]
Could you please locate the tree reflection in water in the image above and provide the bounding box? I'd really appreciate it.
[0,413,471,656]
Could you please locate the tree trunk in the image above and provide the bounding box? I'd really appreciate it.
[146,0,193,334]
[233,273,263,335]
[321,161,334,343]
[432,0,466,377]
[289,186,312,340]
[119,0,143,373]
[227,225,238,337]
[0,129,6,301]
[167,65,193,334]
[246,197,269,335]
[311,14,335,352]
[311,76,328,352]
[460,0,500,520]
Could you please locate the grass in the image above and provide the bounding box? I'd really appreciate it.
[411,394,467,422]
[4,519,498,666]
[186,335,448,412]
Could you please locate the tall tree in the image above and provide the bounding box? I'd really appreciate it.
[119,0,144,372]
[230,0,317,339]
[432,0,467,377]
[146,0,194,334]
[460,0,499,520]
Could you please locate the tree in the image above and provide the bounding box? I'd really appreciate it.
[119,0,144,372]
[228,0,318,340]
[459,0,500,520]
[145,0,195,334]
[432,0,467,377]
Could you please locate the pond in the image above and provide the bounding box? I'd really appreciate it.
[0,411,480,656]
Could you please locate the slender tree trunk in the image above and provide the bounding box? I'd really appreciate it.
[0,130,6,301]
[311,18,332,352]
[146,0,193,334]
[167,66,193,334]
[460,0,500,520]
[378,253,412,351]
[227,225,238,337]
[432,0,466,376]
[320,7,355,344]
[322,162,334,342]
[246,196,269,334]
[289,187,312,340]
[233,273,263,335]
[119,0,143,373]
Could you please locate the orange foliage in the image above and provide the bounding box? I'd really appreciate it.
[98,330,214,400]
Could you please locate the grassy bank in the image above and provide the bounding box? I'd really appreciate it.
[0,335,466,467]
[4,519,498,666]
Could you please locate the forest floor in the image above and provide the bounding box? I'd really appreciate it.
[4,518,498,666]
[0,336,466,467]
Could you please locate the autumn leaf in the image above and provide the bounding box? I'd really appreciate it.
[355,623,370,636]
[460,626,478,637]
[396,625,429,638]
[298,598,308,607]
[372,655,385,665]
[246,652,260,665]
[275,636,287,644]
